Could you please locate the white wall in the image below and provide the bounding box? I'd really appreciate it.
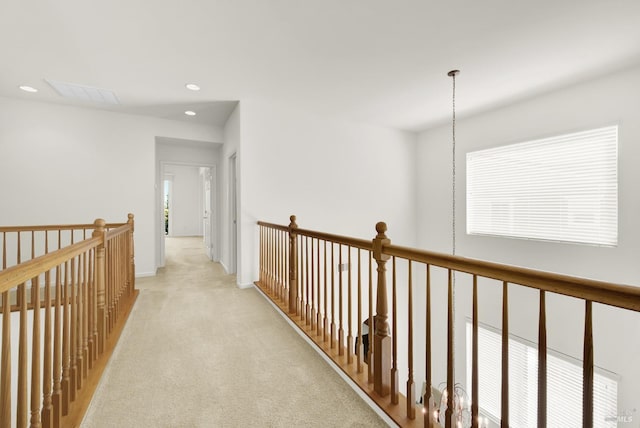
[164,164,202,236]
[238,97,418,287]
[416,65,640,414]
[0,97,222,276]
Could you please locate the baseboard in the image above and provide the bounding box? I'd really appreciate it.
[135,271,156,278]
[219,261,230,274]
[237,282,254,289]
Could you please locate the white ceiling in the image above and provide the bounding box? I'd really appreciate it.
[2,1,640,131]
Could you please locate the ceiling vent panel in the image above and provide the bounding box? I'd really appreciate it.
[46,79,120,105]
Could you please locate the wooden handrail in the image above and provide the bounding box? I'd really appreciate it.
[105,223,130,240]
[275,224,373,251]
[255,216,640,428]
[383,243,640,311]
[0,223,125,233]
[0,237,101,294]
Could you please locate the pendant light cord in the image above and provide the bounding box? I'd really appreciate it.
[448,70,459,257]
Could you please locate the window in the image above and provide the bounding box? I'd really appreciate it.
[466,126,618,246]
[466,322,618,427]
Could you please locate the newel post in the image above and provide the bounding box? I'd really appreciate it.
[373,222,391,397]
[127,213,136,297]
[288,215,298,314]
[92,219,107,355]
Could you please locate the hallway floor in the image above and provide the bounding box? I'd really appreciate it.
[81,237,387,427]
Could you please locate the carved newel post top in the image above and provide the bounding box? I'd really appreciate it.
[289,215,298,229]
[376,222,387,237]
[128,213,134,222]
[92,218,106,238]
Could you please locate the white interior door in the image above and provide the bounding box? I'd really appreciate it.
[203,168,212,259]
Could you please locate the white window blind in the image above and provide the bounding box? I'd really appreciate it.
[466,322,618,427]
[466,126,618,246]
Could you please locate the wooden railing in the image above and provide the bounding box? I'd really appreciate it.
[256,216,640,428]
[0,215,137,428]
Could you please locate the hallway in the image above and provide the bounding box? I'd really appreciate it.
[81,237,386,427]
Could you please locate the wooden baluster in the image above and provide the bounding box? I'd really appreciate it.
[90,248,97,365]
[323,241,328,343]
[83,249,95,375]
[108,241,114,333]
[330,242,336,348]
[278,230,282,299]
[16,232,22,308]
[538,290,547,428]
[368,251,374,384]
[284,230,289,305]
[62,261,71,416]
[42,269,53,428]
[52,266,62,426]
[69,256,78,402]
[31,277,42,427]
[127,214,136,297]
[299,236,307,321]
[1,289,10,428]
[76,252,86,389]
[112,237,118,325]
[265,227,270,290]
[424,265,433,428]
[311,238,316,330]
[356,249,364,373]
[288,216,298,314]
[268,228,273,293]
[347,246,353,363]
[298,236,303,316]
[583,300,594,428]
[407,260,415,419]
[471,275,479,428]
[272,228,276,295]
[338,244,344,355]
[274,229,278,295]
[501,281,509,428]
[265,226,269,289]
[316,239,322,337]
[259,226,263,285]
[18,280,28,426]
[304,236,313,328]
[445,270,455,428]
[372,222,391,397]
[279,230,284,300]
[391,257,398,404]
[93,220,106,358]
[283,231,288,302]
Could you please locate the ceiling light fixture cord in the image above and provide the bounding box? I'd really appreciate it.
[448,70,459,258]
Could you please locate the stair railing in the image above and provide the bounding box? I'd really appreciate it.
[256,216,640,428]
[0,214,137,428]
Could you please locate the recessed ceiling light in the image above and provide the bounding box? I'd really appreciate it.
[185,110,196,116]
[19,85,38,93]
[185,83,200,91]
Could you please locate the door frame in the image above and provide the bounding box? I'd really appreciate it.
[228,153,238,274]
[158,160,217,268]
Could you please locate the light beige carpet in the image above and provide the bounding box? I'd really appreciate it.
[82,237,387,427]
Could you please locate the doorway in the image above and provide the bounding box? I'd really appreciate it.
[158,162,217,268]
[163,178,173,236]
